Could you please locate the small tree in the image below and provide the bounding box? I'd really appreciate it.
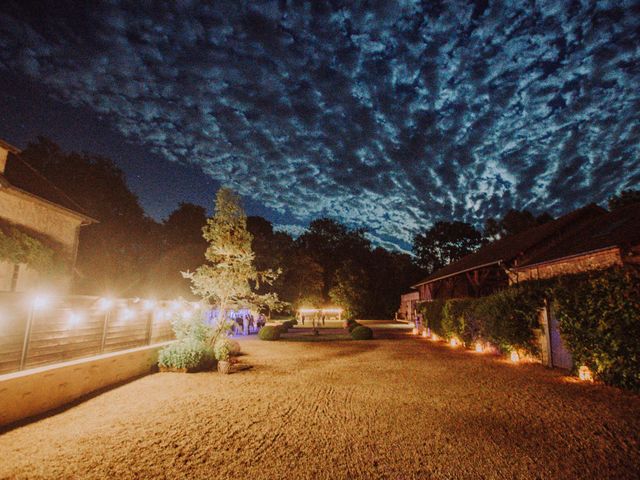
[183,188,284,344]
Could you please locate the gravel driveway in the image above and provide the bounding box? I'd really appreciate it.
[1,329,639,479]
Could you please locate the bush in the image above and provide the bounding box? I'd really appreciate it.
[158,339,214,371]
[280,320,296,331]
[258,325,282,341]
[420,300,446,337]
[553,267,640,390]
[213,337,241,361]
[346,319,360,332]
[351,325,373,340]
[442,298,479,345]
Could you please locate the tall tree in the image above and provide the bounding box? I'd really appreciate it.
[20,137,161,295]
[609,189,640,210]
[413,221,482,274]
[183,188,282,321]
[484,209,553,241]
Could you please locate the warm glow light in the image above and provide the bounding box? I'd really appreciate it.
[578,365,594,382]
[298,308,319,314]
[31,294,51,310]
[67,311,83,327]
[510,351,520,363]
[143,299,156,310]
[449,337,460,347]
[97,297,114,311]
[475,342,484,353]
[321,308,343,314]
[431,333,439,342]
[412,328,419,335]
[421,330,428,338]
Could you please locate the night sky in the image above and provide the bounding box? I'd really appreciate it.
[1,1,639,252]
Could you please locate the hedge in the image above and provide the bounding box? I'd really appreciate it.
[553,267,640,391]
[417,267,640,390]
[351,325,373,340]
[258,325,281,341]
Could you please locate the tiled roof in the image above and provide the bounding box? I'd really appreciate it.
[515,203,640,268]
[413,204,606,286]
[2,150,94,221]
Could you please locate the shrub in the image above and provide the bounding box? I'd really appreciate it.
[347,320,360,332]
[258,325,281,341]
[213,338,235,361]
[553,267,640,390]
[420,300,446,337]
[442,298,479,345]
[280,320,296,331]
[474,285,545,354]
[351,325,373,340]
[158,339,214,371]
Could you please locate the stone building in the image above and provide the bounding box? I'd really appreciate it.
[0,139,95,292]
[411,204,606,302]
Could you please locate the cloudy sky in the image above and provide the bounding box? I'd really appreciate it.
[1,1,639,251]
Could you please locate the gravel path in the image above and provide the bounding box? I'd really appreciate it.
[1,330,639,479]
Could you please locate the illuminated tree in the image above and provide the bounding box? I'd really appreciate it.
[183,188,283,342]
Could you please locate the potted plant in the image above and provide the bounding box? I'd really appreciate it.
[214,339,232,374]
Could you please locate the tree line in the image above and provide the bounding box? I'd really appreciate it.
[20,138,421,318]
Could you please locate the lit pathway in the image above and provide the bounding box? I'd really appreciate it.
[1,327,639,479]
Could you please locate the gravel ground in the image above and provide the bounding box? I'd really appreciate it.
[1,328,639,480]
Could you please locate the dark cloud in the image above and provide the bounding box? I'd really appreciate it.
[1,0,639,251]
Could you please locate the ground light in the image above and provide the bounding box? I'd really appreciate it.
[449,337,460,347]
[510,350,520,363]
[475,342,484,353]
[431,333,439,342]
[421,329,428,338]
[579,365,594,382]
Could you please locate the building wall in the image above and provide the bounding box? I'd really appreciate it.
[510,248,623,283]
[0,189,83,291]
[398,291,419,320]
[0,189,82,256]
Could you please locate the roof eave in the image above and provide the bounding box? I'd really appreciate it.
[411,260,503,288]
[1,183,98,224]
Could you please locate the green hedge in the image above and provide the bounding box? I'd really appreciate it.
[351,325,373,340]
[420,299,445,337]
[258,325,281,341]
[418,267,640,390]
[553,267,640,391]
[158,339,214,371]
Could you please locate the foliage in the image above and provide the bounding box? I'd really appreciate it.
[183,187,285,321]
[329,260,369,319]
[413,221,482,274]
[0,226,64,276]
[474,285,545,354]
[347,320,361,333]
[483,209,553,241]
[420,285,545,354]
[213,338,232,361]
[158,339,214,370]
[608,189,640,211]
[258,325,281,341]
[420,300,446,337]
[553,267,640,390]
[442,298,479,345]
[280,320,296,331]
[350,325,373,340]
[170,311,212,343]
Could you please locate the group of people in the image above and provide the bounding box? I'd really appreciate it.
[231,312,267,336]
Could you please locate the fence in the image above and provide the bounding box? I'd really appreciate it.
[0,293,179,375]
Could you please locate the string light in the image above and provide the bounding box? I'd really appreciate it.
[97,297,113,311]
[143,299,156,310]
[67,311,83,327]
[31,294,51,311]
[121,308,134,321]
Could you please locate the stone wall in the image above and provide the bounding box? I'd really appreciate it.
[0,343,169,427]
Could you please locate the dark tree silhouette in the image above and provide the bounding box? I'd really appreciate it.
[413,221,483,274]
